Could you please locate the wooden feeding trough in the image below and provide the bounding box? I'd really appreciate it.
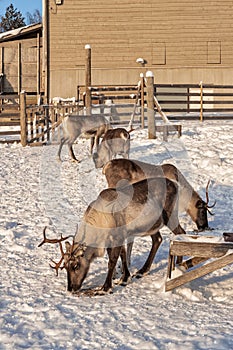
[165,233,233,291]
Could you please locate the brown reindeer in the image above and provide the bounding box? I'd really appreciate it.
[102,159,215,269]
[103,159,215,231]
[93,127,130,168]
[39,177,185,295]
[83,123,112,154]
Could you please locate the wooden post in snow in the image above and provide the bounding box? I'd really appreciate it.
[140,73,145,129]
[20,91,27,147]
[200,81,203,122]
[85,44,92,113]
[146,71,156,139]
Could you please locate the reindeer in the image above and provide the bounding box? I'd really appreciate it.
[57,114,110,162]
[102,159,216,269]
[39,177,185,295]
[103,159,215,231]
[93,128,130,168]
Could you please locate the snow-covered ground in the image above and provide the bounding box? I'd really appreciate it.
[0,120,233,349]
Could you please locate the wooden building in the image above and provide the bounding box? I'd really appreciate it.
[0,23,43,98]
[2,1,233,101]
[45,0,233,99]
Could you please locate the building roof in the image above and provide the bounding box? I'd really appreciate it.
[0,23,42,42]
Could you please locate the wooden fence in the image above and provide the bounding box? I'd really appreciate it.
[1,82,233,146]
[0,92,82,145]
[0,94,20,143]
[154,83,233,120]
[22,94,82,146]
[78,82,144,126]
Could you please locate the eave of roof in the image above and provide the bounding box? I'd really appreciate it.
[0,23,42,42]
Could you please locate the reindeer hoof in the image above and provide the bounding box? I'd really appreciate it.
[133,270,148,279]
[116,275,131,286]
[73,287,113,297]
[94,288,113,296]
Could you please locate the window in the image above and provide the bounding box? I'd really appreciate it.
[152,42,166,65]
[207,41,221,64]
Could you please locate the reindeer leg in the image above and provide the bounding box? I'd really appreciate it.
[57,137,68,161]
[68,142,79,162]
[101,246,122,293]
[90,136,95,154]
[118,246,131,285]
[164,204,186,264]
[135,232,162,278]
[126,239,134,267]
[168,222,186,264]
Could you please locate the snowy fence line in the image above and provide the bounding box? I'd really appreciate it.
[1,82,233,146]
[20,92,82,146]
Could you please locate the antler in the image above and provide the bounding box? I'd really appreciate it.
[38,227,73,276]
[49,241,66,276]
[205,180,216,213]
[38,226,72,247]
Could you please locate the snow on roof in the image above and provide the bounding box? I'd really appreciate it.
[0,23,42,41]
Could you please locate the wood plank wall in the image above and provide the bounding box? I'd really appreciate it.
[48,0,233,97]
[0,37,42,94]
[49,0,233,70]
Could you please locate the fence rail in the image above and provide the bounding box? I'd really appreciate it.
[24,99,82,146]
[0,94,20,143]
[0,82,233,146]
[154,83,233,119]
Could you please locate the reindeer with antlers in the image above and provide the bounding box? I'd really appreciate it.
[103,159,216,231]
[39,177,186,295]
[102,159,216,268]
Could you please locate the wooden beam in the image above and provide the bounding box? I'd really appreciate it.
[170,240,233,258]
[146,71,156,139]
[20,91,27,146]
[85,44,92,112]
[165,253,233,291]
[37,33,41,96]
[18,43,21,94]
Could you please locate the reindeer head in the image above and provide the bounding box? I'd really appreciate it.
[63,241,89,292]
[192,180,216,231]
[38,227,89,292]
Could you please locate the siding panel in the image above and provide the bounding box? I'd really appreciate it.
[48,0,233,95]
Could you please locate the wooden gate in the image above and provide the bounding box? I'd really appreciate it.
[0,94,20,143]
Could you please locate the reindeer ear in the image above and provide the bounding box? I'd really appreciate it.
[196,199,205,209]
[65,241,72,253]
[74,243,87,257]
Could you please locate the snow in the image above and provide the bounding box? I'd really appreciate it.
[0,120,233,349]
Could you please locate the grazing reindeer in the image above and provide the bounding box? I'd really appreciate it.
[57,114,110,162]
[103,159,215,231]
[102,159,215,268]
[83,124,112,154]
[93,128,130,168]
[39,177,185,295]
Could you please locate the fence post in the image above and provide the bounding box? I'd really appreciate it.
[146,71,156,139]
[20,91,27,146]
[140,73,145,128]
[85,44,92,113]
[200,81,203,122]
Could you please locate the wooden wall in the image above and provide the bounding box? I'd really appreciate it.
[0,35,42,95]
[48,0,233,97]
